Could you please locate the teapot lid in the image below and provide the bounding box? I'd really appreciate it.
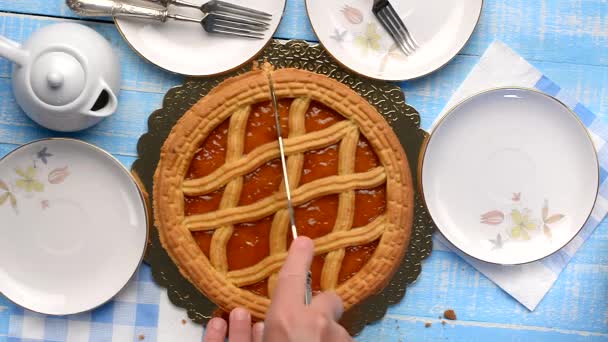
[30,51,85,107]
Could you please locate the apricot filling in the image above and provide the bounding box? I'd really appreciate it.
[186,100,386,297]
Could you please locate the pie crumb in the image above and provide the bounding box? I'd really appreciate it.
[424,322,432,328]
[138,334,145,340]
[181,319,187,325]
[441,320,446,326]
[255,60,275,74]
[443,309,457,320]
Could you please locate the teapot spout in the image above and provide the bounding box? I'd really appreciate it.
[81,80,119,118]
[0,35,29,66]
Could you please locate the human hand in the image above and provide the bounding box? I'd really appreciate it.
[263,236,352,342]
[203,308,264,342]
[203,236,352,342]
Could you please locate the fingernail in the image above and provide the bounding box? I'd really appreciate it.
[294,236,313,249]
[254,322,265,335]
[230,307,250,322]
[208,318,227,332]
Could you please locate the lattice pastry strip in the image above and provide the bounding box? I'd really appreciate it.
[267,97,310,296]
[321,128,360,289]
[228,215,387,287]
[182,121,357,196]
[209,106,250,272]
[184,167,386,231]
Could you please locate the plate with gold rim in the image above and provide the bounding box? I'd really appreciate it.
[305,0,482,81]
[114,0,286,76]
[0,139,148,315]
[421,88,598,265]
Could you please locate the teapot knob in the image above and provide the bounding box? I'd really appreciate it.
[30,51,86,107]
[47,72,64,89]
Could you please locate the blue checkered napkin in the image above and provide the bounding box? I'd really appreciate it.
[0,265,162,342]
[533,75,608,274]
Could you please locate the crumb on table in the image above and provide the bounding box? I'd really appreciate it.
[138,334,145,340]
[443,309,457,320]
[441,320,446,326]
[181,319,187,325]
[424,322,432,328]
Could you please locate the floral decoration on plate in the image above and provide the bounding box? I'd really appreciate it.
[0,146,70,214]
[331,3,409,73]
[480,193,566,249]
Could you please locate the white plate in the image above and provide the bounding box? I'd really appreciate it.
[305,0,482,81]
[0,139,148,315]
[115,0,286,76]
[421,88,598,265]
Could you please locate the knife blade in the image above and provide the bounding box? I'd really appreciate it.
[267,72,313,305]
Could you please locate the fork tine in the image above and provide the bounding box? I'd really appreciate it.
[383,4,419,49]
[212,29,265,39]
[376,9,413,55]
[216,1,272,18]
[212,18,268,32]
[203,13,268,30]
[202,15,268,36]
[208,12,270,28]
[379,7,416,53]
[202,0,272,21]
[206,23,265,39]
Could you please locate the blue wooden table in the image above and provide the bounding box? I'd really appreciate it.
[0,1,606,341]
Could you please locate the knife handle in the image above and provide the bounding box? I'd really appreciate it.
[67,0,168,22]
[305,270,312,305]
[145,0,200,8]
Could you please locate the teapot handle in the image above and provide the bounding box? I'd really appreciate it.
[0,35,29,66]
[82,80,119,118]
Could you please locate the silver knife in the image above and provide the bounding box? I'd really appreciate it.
[267,73,313,305]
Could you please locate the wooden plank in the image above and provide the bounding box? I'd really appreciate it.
[0,0,607,67]
[376,316,608,342]
[0,77,167,157]
[401,54,608,132]
[464,0,608,66]
[386,249,608,333]
[0,8,606,339]
[0,12,605,254]
[0,13,606,131]
[0,15,604,228]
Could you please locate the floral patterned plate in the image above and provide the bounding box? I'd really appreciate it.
[421,88,599,265]
[0,139,148,315]
[305,0,482,81]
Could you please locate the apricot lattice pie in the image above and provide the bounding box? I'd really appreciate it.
[153,67,414,319]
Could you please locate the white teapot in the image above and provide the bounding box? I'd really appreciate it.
[0,22,120,132]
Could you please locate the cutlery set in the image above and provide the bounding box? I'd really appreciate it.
[67,0,273,39]
[68,0,419,52]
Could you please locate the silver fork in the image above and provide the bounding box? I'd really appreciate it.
[153,0,272,21]
[372,0,419,55]
[67,0,270,39]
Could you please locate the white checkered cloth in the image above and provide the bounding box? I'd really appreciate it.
[0,265,204,341]
[432,41,608,311]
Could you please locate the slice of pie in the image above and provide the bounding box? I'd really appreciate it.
[153,67,414,320]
